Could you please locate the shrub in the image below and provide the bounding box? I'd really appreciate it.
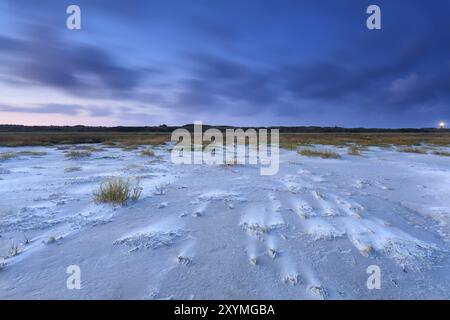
[298,148,341,159]
[93,177,142,206]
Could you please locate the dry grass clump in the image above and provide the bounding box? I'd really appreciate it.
[0,152,18,161]
[8,241,20,257]
[17,151,47,156]
[71,145,102,152]
[348,145,362,156]
[122,145,140,151]
[0,150,47,161]
[93,177,142,206]
[433,151,450,157]
[298,148,341,159]
[398,146,427,154]
[65,150,92,159]
[64,166,82,173]
[140,148,155,157]
[56,145,72,150]
[130,179,142,201]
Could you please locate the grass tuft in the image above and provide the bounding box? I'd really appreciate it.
[17,151,47,156]
[398,146,427,154]
[131,177,142,201]
[93,177,142,206]
[348,145,362,156]
[0,152,18,161]
[8,241,20,258]
[122,145,139,151]
[65,150,92,159]
[433,151,450,157]
[140,148,155,157]
[72,145,102,152]
[64,166,82,173]
[298,148,341,159]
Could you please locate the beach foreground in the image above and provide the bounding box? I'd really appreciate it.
[0,143,449,299]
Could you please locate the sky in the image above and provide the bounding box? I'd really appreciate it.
[0,0,449,128]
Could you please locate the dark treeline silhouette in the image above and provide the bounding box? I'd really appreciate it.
[0,124,448,133]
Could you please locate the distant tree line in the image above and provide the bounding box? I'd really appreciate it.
[0,124,448,133]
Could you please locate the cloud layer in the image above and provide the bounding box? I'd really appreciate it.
[0,0,449,127]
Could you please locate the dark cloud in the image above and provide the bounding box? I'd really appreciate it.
[172,54,281,115]
[0,27,147,99]
[388,72,450,107]
[171,41,450,121]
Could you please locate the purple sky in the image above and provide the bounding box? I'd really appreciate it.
[0,0,449,128]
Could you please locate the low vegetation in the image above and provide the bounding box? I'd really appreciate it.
[64,166,82,172]
[0,131,171,147]
[433,151,450,157]
[348,145,362,156]
[0,152,18,161]
[1,130,449,149]
[122,145,139,151]
[71,145,102,152]
[398,146,427,154]
[140,148,155,157]
[8,241,20,258]
[93,177,142,206]
[17,151,47,156]
[46,236,57,244]
[65,150,92,159]
[0,150,48,161]
[279,133,450,150]
[298,148,341,159]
